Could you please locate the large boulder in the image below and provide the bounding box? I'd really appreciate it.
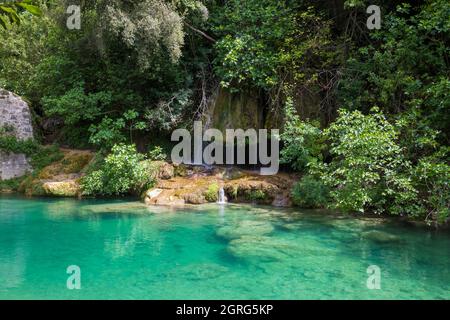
[42,180,80,197]
[19,149,93,197]
[0,89,33,140]
[0,89,34,180]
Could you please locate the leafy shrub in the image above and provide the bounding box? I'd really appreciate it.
[245,190,267,201]
[0,177,23,192]
[0,134,63,171]
[204,183,220,202]
[291,175,330,209]
[0,136,39,155]
[148,146,167,161]
[81,144,152,196]
[280,98,325,172]
[29,144,64,171]
[315,108,416,214]
[408,148,450,224]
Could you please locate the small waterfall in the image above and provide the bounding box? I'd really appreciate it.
[217,187,226,204]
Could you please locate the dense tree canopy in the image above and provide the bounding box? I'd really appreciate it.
[0,0,448,223]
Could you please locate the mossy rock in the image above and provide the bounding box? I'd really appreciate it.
[173,163,188,177]
[224,181,277,204]
[203,183,220,202]
[61,153,92,174]
[37,150,93,179]
[42,180,80,197]
[183,192,207,205]
[244,189,267,201]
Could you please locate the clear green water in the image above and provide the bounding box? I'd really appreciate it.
[0,195,449,300]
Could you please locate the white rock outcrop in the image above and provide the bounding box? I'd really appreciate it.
[0,89,34,180]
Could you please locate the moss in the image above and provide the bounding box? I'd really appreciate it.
[29,145,64,170]
[42,181,80,197]
[0,136,39,155]
[61,153,93,174]
[174,164,188,177]
[245,189,267,201]
[230,185,239,199]
[36,151,92,179]
[0,177,24,192]
[204,183,220,202]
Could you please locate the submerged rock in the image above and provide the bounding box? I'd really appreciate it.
[162,263,229,281]
[362,230,401,243]
[81,202,150,214]
[227,236,301,262]
[216,220,274,240]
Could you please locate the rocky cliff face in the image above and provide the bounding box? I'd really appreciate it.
[204,87,264,134]
[0,89,34,180]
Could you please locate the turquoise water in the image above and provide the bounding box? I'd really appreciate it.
[0,195,449,300]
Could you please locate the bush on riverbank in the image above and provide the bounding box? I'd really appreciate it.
[81,144,155,197]
[291,176,329,209]
[283,106,449,224]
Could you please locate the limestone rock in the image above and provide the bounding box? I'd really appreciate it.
[156,161,174,180]
[227,236,301,262]
[216,220,274,240]
[146,188,163,200]
[19,149,93,197]
[42,180,80,197]
[362,230,401,243]
[143,164,296,207]
[0,89,33,140]
[0,152,32,180]
[204,87,264,137]
[0,89,34,180]
[162,263,229,281]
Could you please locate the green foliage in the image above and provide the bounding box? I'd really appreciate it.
[280,98,325,172]
[0,131,63,171]
[28,144,64,170]
[81,144,152,196]
[315,108,416,214]
[148,146,167,161]
[0,0,42,29]
[0,0,448,225]
[204,183,219,202]
[245,190,267,201]
[338,1,450,140]
[0,176,23,192]
[1,0,203,149]
[41,84,113,125]
[410,150,450,224]
[212,0,293,89]
[291,175,330,209]
[0,135,39,155]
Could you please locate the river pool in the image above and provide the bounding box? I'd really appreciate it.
[0,195,449,299]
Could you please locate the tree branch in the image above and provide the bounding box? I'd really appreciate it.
[184,21,216,43]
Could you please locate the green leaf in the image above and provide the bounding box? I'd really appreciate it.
[16,3,42,16]
[0,14,8,29]
[0,5,16,14]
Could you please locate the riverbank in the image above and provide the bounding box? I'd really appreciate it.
[0,147,297,206]
[1,147,448,230]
